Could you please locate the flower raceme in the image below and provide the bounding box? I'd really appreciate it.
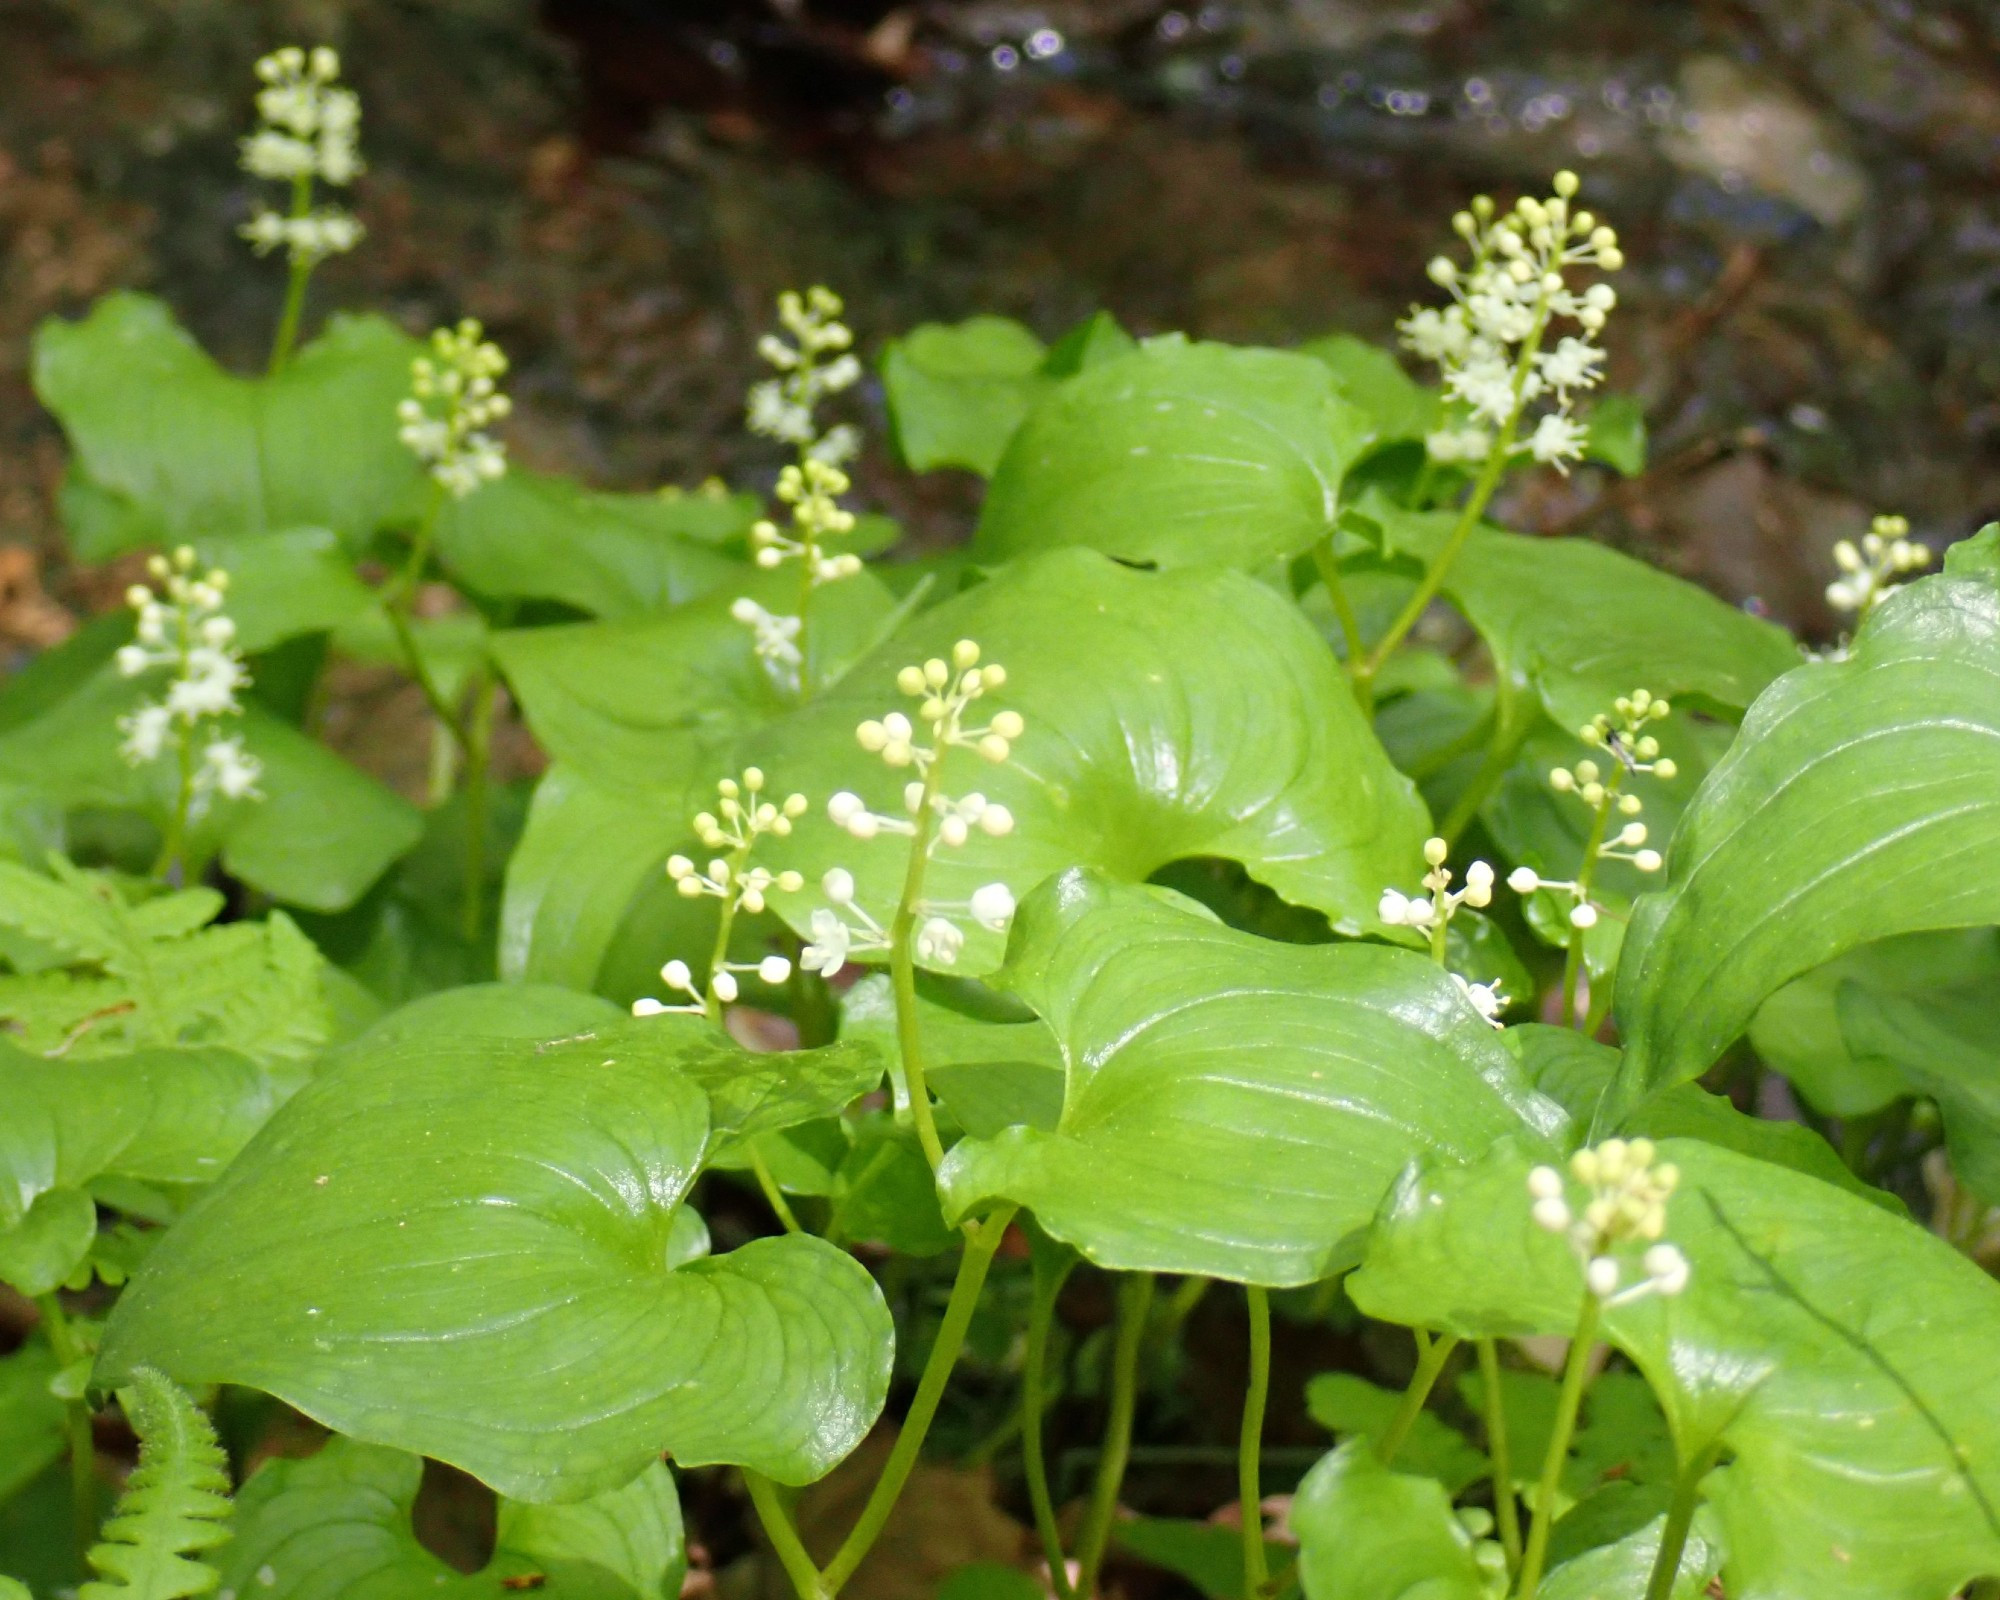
[1399,170,1621,474]
[1528,1139,1691,1307]
[237,47,363,267]
[397,321,511,499]
[747,287,863,464]
[805,640,1022,978]
[1826,513,1931,618]
[632,769,807,1019]
[1379,837,1509,1026]
[752,460,865,586]
[117,549,262,810]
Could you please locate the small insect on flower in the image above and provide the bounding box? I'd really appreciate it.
[398,320,511,499]
[1402,170,1622,476]
[1826,513,1931,619]
[1527,1137,1690,1306]
[118,548,262,815]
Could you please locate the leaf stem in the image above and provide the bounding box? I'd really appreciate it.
[1475,1338,1522,1574]
[459,668,497,942]
[820,1203,1019,1594]
[1439,676,1529,845]
[35,1295,95,1562]
[1309,535,1366,699]
[1378,1331,1458,1465]
[745,1469,829,1600]
[1517,1294,1602,1600]
[267,172,314,375]
[1239,1285,1273,1595]
[1074,1272,1155,1600]
[745,1141,803,1234]
[1024,1245,1079,1599]
[1358,306,1551,692]
[889,758,947,1173]
[1640,1448,1715,1600]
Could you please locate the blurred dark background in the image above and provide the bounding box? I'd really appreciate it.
[8,0,2000,641]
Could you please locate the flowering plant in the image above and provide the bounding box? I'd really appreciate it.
[10,87,2000,1600]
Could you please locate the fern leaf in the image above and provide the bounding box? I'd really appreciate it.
[80,1367,232,1599]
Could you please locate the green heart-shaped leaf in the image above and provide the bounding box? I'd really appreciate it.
[1615,576,2000,1107]
[882,316,1051,477]
[97,1016,894,1499]
[975,339,1374,570]
[1293,1440,1490,1600]
[34,294,423,559]
[222,1437,685,1598]
[755,550,1429,974]
[936,872,1563,1284]
[1349,1138,2000,1600]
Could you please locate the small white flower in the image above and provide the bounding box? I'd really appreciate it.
[119,704,173,764]
[1526,411,1589,471]
[914,915,965,965]
[201,737,262,801]
[969,882,1016,931]
[1450,972,1507,1027]
[801,908,853,978]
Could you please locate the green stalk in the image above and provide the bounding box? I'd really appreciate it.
[1559,767,1623,1030]
[267,172,314,375]
[1239,1286,1273,1595]
[1358,305,1552,692]
[1023,1247,1079,1599]
[745,1141,803,1234]
[889,758,948,1172]
[1074,1273,1156,1600]
[1475,1338,1522,1574]
[745,1470,828,1600]
[1155,1274,1212,1348]
[1378,1332,1458,1465]
[1309,536,1366,700]
[459,669,497,941]
[820,1204,1019,1594]
[149,597,199,883]
[1640,1449,1714,1600]
[1516,1294,1602,1600]
[1438,677,1529,845]
[36,1295,95,1561]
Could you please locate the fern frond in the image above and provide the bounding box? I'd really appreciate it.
[80,1367,232,1599]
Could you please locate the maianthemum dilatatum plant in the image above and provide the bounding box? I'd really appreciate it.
[4,41,2000,1600]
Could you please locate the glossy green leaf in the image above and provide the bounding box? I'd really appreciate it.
[34,293,423,559]
[0,861,329,1063]
[975,339,1375,569]
[0,1040,287,1237]
[197,529,374,654]
[97,1016,893,1499]
[1747,931,1996,1117]
[435,471,744,618]
[937,872,1563,1284]
[1615,576,2000,1106]
[1839,980,2000,1203]
[1539,1511,1721,1600]
[1293,1440,1491,1600]
[840,974,1065,1138]
[1304,1372,1487,1494]
[1945,523,2000,584]
[1350,1138,2000,1600]
[1297,334,1438,445]
[0,1188,95,1297]
[1510,1025,1877,1203]
[756,550,1430,974]
[881,316,1049,476]
[222,1438,684,1598]
[0,1340,64,1503]
[1359,494,1798,731]
[0,670,422,913]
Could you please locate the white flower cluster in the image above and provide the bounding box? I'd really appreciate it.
[116,548,262,808]
[1827,514,1931,617]
[729,598,805,690]
[397,320,511,498]
[1379,838,1507,1026]
[751,459,865,585]
[1507,690,1675,930]
[238,47,364,267]
[1528,1138,1690,1305]
[805,640,1022,977]
[1400,171,1622,474]
[632,769,807,1018]
[746,286,863,463]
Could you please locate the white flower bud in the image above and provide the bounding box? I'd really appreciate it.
[823,867,856,904]
[979,803,1014,837]
[1652,759,1677,780]
[1527,1165,1565,1200]
[632,998,668,1017]
[758,955,792,985]
[991,710,1025,739]
[1569,903,1599,930]
[1507,866,1541,894]
[828,792,865,826]
[1586,1256,1621,1299]
[711,970,739,1004]
[1423,836,1449,866]
[1644,1243,1690,1296]
[938,814,970,849]
[662,959,693,990]
[1634,849,1662,873]
[970,881,1016,930]
[1532,1196,1572,1233]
